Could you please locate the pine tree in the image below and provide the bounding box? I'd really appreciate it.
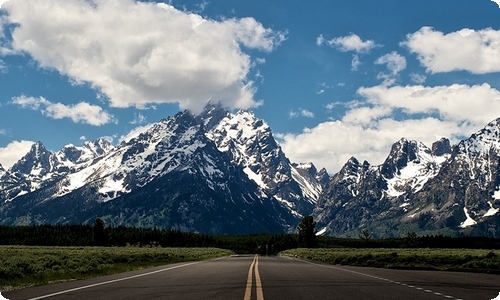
[92,218,106,246]
[298,216,317,248]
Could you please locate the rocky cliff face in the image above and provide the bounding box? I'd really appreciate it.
[0,107,325,234]
[314,120,500,238]
[1,106,499,237]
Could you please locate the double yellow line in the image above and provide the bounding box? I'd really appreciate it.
[244,255,264,300]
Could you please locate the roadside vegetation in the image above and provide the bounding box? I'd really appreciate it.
[0,246,233,291]
[1,216,500,290]
[280,248,500,273]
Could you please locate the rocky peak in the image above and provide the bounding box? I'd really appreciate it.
[316,168,330,186]
[339,156,361,176]
[83,138,114,156]
[381,138,430,179]
[432,138,452,156]
[10,141,57,176]
[292,162,317,178]
[457,118,500,158]
[58,138,114,166]
[196,103,229,130]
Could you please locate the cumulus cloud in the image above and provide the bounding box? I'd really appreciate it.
[0,140,34,169]
[403,26,500,74]
[11,96,115,126]
[279,83,500,173]
[374,51,407,85]
[319,33,379,53]
[3,0,285,114]
[357,83,500,125]
[279,118,464,174]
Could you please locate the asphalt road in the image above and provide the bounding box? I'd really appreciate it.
[4,255,500,300]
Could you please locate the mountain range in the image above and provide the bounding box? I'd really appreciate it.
[0,105,499,237]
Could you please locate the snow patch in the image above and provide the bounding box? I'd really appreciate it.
[460,207,477,228]
[243,167,267,189]
[385,147,448,197]
[98,176,129,201]
[316,227,327,236]
[291,166,321,202]
[491,292,500,300]
[484,201,499,217]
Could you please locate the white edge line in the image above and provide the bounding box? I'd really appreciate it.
[27,261,203,300]
[293,258,462,300]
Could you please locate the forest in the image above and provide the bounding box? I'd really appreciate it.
[1,218,500,254]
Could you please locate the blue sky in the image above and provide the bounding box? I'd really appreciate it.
[1,0,500,174]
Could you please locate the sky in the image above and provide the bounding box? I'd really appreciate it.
[1,0,500,174]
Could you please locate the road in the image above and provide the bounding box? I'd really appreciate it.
[4,255,500,300]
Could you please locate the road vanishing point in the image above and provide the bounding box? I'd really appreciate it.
[5,255,500,300]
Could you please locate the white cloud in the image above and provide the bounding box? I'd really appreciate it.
[409,73,426,84]
[357,83,500,125]
[119,124,154,144]
[374,51,406,85]
[11,95,115,126]
[194,1,209,12]
[0,59,6,73]
[0,140,34,169]
[351,54,361,71]
[130,113,147,125]
[325,102,344,111]
[403,26,500,74]
[79,135,86,141]
[279,118,463,174]
[320,33,379,53]
[3,0,285,114]
[289,109,315,118]
[317,82,333,95]
[280,83,500,173]
[316,34,325,46]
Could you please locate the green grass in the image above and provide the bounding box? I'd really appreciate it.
[280,248,500,273]
[0,246,234,291]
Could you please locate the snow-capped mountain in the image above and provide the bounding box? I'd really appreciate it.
[57,138,114,167]
[203,105,325,217]
[1,106,499,237]
[0,139,116,203]
[314,120,500,238]
[0,107,324,233]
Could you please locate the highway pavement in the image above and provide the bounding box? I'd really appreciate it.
[4,255,500,300]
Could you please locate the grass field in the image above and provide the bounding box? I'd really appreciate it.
[280,248,500,273]
[0,246,234,291]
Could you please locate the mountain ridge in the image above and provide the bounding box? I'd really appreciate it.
[1,108,499,237]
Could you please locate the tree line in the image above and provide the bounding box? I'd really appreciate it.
[1,217,500,253]
[0,219,301,254]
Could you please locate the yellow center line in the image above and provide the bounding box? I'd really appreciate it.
[255,255,264,300]
[243,255,264,300]
[244,256,256,300]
